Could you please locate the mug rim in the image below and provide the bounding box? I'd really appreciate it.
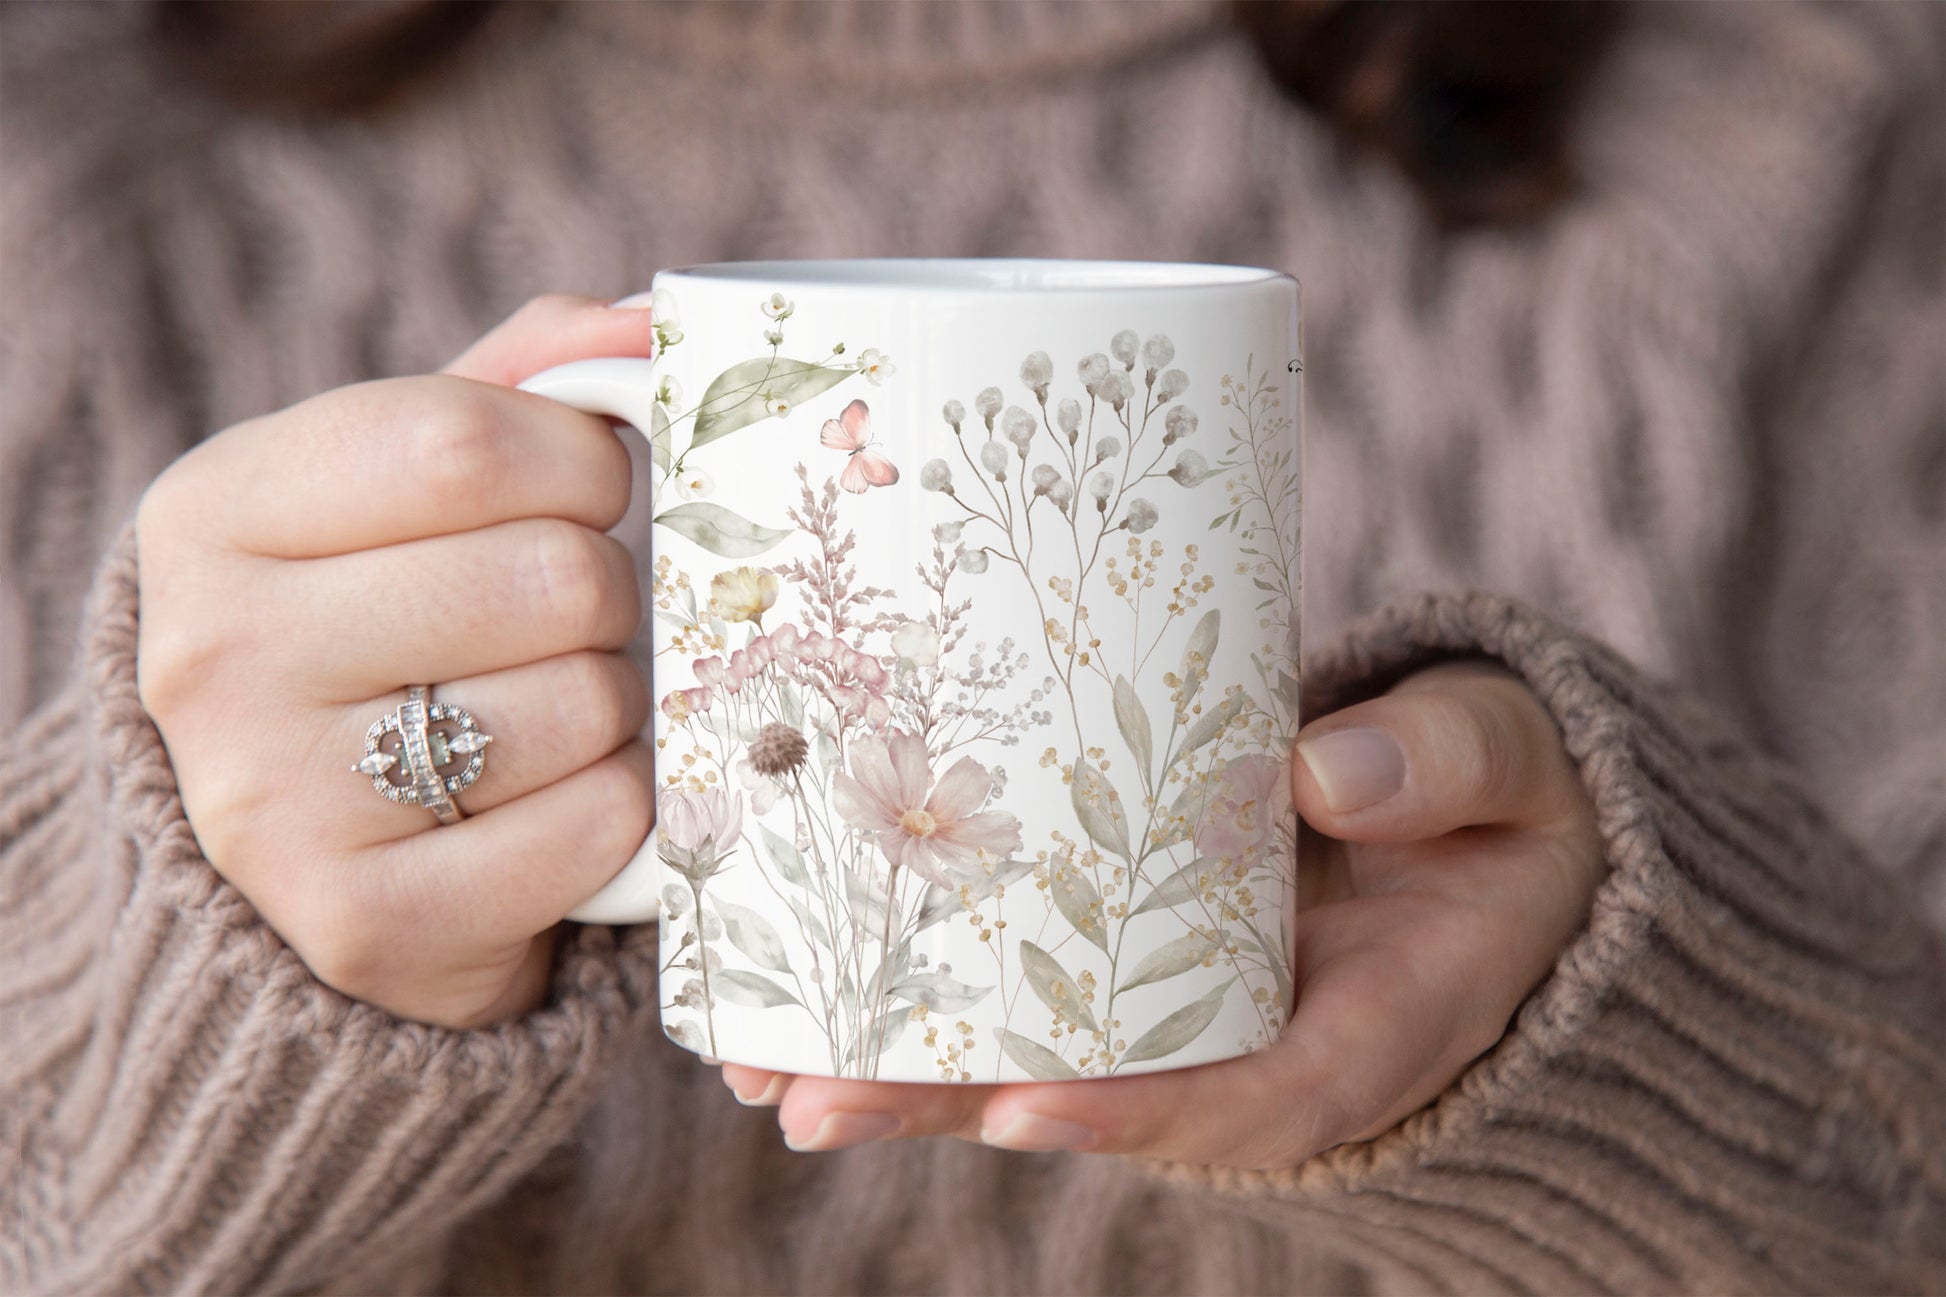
[659,257,1297,295]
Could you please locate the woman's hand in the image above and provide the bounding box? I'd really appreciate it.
[136,295,659,1029]
[719,663,1604,1166]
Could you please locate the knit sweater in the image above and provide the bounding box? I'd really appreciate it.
[1,2,1941,1294]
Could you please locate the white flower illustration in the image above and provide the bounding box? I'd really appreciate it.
[978,440,1009,479]
[1077,352,1112,390]
[1142,334,1175,370]
[1001,406,1036,456]
[1055,398,1082,441]
[1099,370,1133,410]
[942,399,966,430]
[676,466,715,500]
[1087,470,1115,508]
[890,618,942,667]
[920,458,954,492]
[1169,448,1215,486]
[858,348,896,385]
[1110,330,1139,368]
[651,287,683,347]
[1020,351,1054,396]
[974,386,1004,425]
[765,396,792,418]
[1124,498,1159,533]
[657,375,684,409]
[761,292,795,320]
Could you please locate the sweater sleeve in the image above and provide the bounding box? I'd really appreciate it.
[0,525,664,1296]
[1148,592,1946,1296]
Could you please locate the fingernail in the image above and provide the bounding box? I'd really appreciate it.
[981,1113,1097,1152]
[699,1055,722,1067]
[784,1112,901,1153]
[732,1075,787,1107]
[1297,727,1405,813]
[607,290,655,310]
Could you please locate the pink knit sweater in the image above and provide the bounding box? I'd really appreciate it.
[2,3,1941,1293]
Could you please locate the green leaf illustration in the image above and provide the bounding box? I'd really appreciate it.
[1116,930,1223,994]
[1119,980,1231,1065]
[649,402,673,472]
[1130,857,1217,918]
[654,502,792,558]
[1048,863,1109,954]
[996,1028,1080,1081]
[711,969,801,1009]
[1179,610,1220,709]
[759,824,811,888]
[1182,695,1245,755]
[890,972,993,1013]
[844,865,889,934]
[712,898,793,973]
[844,1008,910,1069]
[691,356,854,450]
[913,856,1037,932]
[1111,675,1153,779]
[1017,941,1099,1034]
[1070,760,1133,861]
[1276,669,1301,713]
[783,893,832,952]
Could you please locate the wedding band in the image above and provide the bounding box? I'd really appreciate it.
[352,684,494,826]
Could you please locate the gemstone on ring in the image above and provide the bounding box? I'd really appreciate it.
[353,690,494,814]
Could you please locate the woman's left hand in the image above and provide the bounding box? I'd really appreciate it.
[718,663,1605,1166]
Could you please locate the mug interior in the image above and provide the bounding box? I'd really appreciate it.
[663,257,1288,294]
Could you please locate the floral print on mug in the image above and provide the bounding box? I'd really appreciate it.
[649,290,1300,1080]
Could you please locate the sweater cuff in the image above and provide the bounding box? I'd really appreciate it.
[1149,592,1945,1294]
[8,524,661,1296]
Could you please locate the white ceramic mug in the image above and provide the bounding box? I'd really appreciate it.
[521,259,1301,1081]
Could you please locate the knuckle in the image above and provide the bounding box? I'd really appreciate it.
[557,653,638,753]
[524,521,614,641]
[585,426,635,522]
[288,878,390,996]
[1430,690,1525,813]
[403,378,508,507]
[136,620,226,721]
[135,462,193,546]
[587,749,655,849]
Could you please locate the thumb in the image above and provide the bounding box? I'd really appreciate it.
[1291,662,1579,843]
[442,292,660,387]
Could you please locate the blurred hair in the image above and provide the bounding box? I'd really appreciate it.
[1234,0,1627,228]
[151,0,499,116]
[151,0,1625,230]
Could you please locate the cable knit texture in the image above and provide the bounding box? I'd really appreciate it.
[2,2,1942,1294]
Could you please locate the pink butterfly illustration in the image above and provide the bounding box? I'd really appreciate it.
[820,398,900,494]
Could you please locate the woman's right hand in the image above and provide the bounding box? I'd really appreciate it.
[135,294,661,1029]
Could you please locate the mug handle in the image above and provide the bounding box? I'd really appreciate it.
[518,357,666,925]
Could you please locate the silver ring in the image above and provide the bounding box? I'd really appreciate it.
[352,685,494,826]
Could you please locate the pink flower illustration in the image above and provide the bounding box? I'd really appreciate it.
[833,731,1021,889]
[660,686,715,721]
[684,622,892,726]
[658,787,745,880]
[1192,753,1291,865]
